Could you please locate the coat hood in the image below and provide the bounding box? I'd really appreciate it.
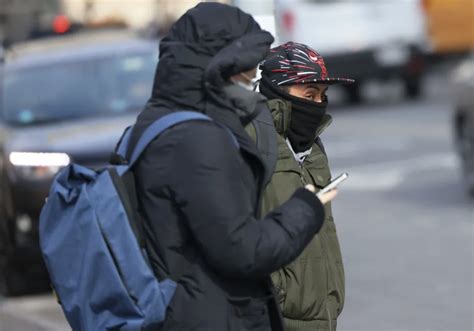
[150,2,274,113]
[126,3,274,164]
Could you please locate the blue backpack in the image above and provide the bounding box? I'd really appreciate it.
[39,111,213,331]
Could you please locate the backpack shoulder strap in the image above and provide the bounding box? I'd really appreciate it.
[115,125,133,162]
[251,107,278,187]
[117,111,212,170]
[114,112,214,250]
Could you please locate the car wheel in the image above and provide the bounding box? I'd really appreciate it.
[0,224,50,296]
[0,253,31,296]
[344,83,362,104]
[0,252,50,296]
[404,76,422,99]
[459,117,474,196]
[0,213,26,296]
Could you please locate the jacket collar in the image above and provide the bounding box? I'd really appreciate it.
[267,98,332,139]
[268,98,331,168]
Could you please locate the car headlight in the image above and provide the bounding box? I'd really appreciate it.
[9,152,70,179]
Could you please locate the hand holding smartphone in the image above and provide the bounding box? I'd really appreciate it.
[316,173,349,199]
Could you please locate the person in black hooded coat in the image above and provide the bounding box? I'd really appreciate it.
[127,3,336,330]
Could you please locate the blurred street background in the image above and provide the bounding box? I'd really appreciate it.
[0,0,473,330]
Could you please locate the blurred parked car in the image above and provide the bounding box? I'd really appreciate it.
[452,55,474,196]
[0,30,157,295]
[275,0,428,103]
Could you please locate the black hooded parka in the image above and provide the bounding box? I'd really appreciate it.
[128,3,326,330]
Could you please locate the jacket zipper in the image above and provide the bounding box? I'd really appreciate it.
[300,174,306,185]
[327,307,332,331]
[299,164,307,185]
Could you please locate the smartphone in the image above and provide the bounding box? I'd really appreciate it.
[316,173,349,198]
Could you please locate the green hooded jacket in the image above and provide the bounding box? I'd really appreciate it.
[247,99,345,331]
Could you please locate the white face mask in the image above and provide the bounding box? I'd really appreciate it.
[232,72,259,91]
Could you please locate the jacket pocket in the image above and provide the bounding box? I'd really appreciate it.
[279,258,328,320]
[306,165,331,189]
[227,296,272,330]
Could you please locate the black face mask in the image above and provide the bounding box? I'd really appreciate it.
[259,77,328,153]
[287,96,327,153]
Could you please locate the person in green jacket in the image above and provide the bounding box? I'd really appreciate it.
[254,42,354,331]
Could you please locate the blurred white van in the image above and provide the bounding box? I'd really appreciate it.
[274,0,429,102]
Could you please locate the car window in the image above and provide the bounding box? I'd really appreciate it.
[2,50,157,125]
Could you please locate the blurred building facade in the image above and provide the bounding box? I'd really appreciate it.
[61,0,230,30]
[0,0,61,45]
[0,0,275,48]
[1,0,222,44]
[1,0,473,54]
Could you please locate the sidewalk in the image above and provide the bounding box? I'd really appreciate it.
[0,295,68,331]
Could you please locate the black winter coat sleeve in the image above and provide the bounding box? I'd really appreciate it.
[142,121,325,278]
